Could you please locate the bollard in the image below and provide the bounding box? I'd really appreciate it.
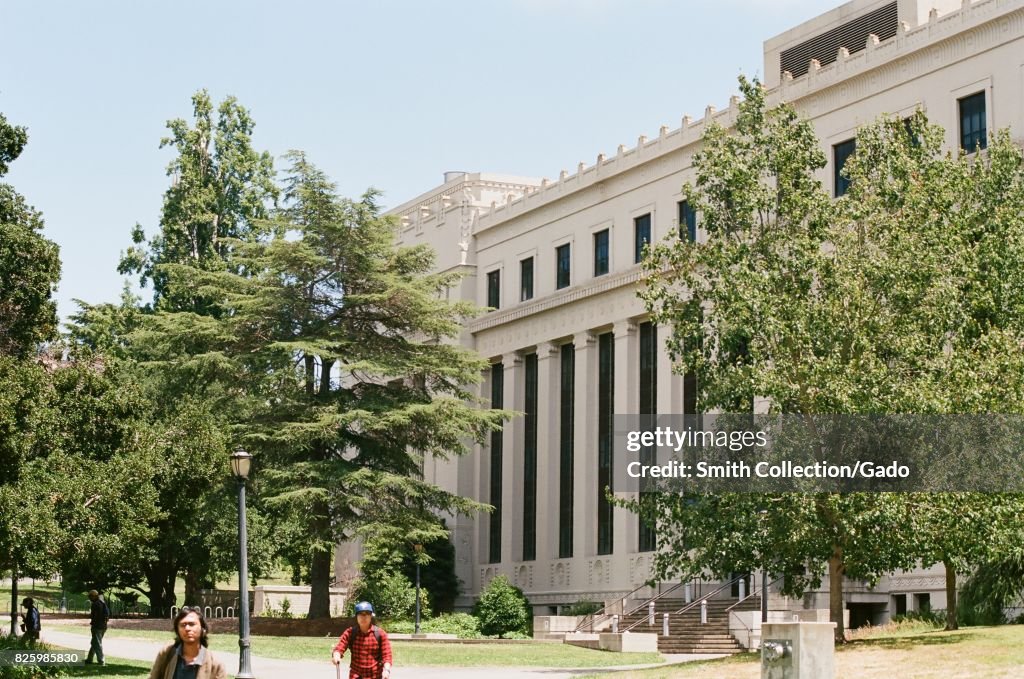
[739,578,746,600]
[662,613,669,636]
[612,614,619,633]
[700,599,707,624]
[648,601,655,626]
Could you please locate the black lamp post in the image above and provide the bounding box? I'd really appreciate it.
[413,543,423,635]
[230,450,255,679]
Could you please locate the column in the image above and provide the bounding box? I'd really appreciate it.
[573,331,597,558]
[535,341,560,564]
[613,319,639,558]
[502,352,523,566]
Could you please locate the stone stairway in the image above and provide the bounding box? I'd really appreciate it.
[617,596,761,654]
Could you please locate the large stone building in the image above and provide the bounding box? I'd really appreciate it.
[370,0,1024,626]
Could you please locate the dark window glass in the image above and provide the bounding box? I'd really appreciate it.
[638,322,657,552]
[486,270,500,309]
[556,244,571,289]
[959,92,987,151]
[559,344,575,559]
[593,229,609,276]
[597,332,614,555]
[520,257,534,301]
[488,363,504,563]
[833,138,856,197]
[523,353,538,562]
[678,201,697,242]
[634,213,651,263]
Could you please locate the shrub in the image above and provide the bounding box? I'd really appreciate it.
[562,600,601,616]
[385,613,482,638]
[0,634,66,678]
[473,575,530,637]
[348,569,431,621]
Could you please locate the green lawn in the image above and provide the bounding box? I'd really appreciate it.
[47,624,664,667]
[575,624,1024,678]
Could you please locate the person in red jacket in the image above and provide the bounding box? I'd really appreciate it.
[332,601,393,679]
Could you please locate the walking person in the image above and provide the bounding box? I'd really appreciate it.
[85,589,109,665]
[149,606,226,679]
[20,598,40,643]
[332,601,393,679]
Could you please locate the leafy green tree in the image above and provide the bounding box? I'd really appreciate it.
[347,570,430,621]
[135,152,502,618]
[636,78,1024,642]
[119,90,277,312]
[473,575,530,637]
[0,112,60,358]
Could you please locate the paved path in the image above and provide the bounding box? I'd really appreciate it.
[41,629,725,678]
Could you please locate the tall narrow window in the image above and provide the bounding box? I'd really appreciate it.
[833,139,856,197]
[634,213,651,263]
[593,229,609,276]
[597,332,614,555]
[520,257,534,302]
[638,322,657,552]
[556,244,571,289]
[559,344,575,559]
[678,201,697,242]
[523,353,538,562]
[959,91,987,151]
[486,270,500,310]
[488,363,504,564]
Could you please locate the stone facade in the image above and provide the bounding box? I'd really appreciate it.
[362,0,1024,622]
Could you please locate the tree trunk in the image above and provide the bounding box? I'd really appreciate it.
[145,564,178,618]
[9,567,18,637]
[944,559,958,630]
[828,547,845,643]
[308,545,333,619]
[184,568,200,606]
[320,359,334,396]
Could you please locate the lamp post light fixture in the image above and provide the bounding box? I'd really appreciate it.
[230,450,255,679]
[413,543,423,635]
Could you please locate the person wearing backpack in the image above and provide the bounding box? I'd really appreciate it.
[85,589,109,665]
[20,597,40,643]
[331,601,393,679]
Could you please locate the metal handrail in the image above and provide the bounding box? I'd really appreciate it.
[725,575,785,614]
[572,579,658,633]
[670,574,747,616]
[618,580,689,632]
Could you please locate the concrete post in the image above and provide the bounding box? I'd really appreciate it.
[739,578,747,600]
[701,599,707,624]
[662,613,669,636]
[612,615,619,633]
[648,601,655,626]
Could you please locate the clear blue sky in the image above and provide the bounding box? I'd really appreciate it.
[4,0,839,319]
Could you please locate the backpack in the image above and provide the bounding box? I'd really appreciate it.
[347,625,383,664]
[28,607,40,632]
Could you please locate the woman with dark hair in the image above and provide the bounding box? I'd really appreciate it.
[148,607,226,679]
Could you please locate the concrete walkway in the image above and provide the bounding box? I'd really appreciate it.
[41,629,726,678]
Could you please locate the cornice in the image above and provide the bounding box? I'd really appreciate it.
[467,267,644,334]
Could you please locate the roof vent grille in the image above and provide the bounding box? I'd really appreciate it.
[780,1,898,78]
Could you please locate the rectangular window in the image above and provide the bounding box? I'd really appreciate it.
[486,270,501,310]
[559,344,575,559]
[678,201,697,242]
[488,363,504,564]
[634,213,651,263]
[556,243,571,289]
[638,322,657,552]
[959,91,987,151]
[520,257,534,302]
[634,323,659,553]
[523,353,538,562]
[833,138,856,198]
[593,229,609,276]
[597,332,615,555]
